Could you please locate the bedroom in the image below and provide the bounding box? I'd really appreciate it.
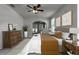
[0,4,78,55]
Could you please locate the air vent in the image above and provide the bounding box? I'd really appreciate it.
[9,4,15,7]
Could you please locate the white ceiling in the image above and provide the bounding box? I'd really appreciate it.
[9,4,63,19]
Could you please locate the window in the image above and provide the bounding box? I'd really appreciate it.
[51,18,55,32]
[62,10,72,26]
[56,16,61,27]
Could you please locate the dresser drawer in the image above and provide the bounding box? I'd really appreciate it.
[3,31,22,48]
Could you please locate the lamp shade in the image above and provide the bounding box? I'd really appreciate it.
[70,28,79,34]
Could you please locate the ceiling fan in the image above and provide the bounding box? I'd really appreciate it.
[27,4,44,14]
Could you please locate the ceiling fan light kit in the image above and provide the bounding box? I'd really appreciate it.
[33,10,38,14]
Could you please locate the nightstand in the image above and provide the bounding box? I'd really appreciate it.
[75,45,79,54]
[63,40,76,54]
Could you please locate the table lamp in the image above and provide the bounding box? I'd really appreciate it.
[70,28,79,45]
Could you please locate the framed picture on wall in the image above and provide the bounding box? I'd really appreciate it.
[62,10,72,26]
[56,16,61,27]
[8,24,13,31]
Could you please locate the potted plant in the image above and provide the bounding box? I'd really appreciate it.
[23,26,27,31]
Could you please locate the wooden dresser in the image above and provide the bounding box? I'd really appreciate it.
[3,31,22,48]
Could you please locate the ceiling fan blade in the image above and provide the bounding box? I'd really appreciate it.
[37,9,44,12]
[37,4,41,8]
[27,5,32,9]
[27,10,32,12]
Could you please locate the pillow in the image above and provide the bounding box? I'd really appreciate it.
[47,28,55,35]
[54,31,62,39]
[62,32,70,40]
[48,28,54,33]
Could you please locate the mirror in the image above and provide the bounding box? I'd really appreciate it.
[8,24,13,31]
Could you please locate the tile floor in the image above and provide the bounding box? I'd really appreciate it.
[0,38,30,55]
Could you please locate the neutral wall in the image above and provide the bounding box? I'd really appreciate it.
[0,5,24,49]
[77,5,79,39]
[24,17,49,37]
[49,4,77,32]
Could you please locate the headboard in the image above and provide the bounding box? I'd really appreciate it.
[55,27,70,40]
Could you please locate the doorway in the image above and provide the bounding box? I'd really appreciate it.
[32,21,46,33]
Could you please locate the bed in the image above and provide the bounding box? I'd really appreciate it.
[18,33,62,55]
[53,37,63,52]
[41,33,60,55]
